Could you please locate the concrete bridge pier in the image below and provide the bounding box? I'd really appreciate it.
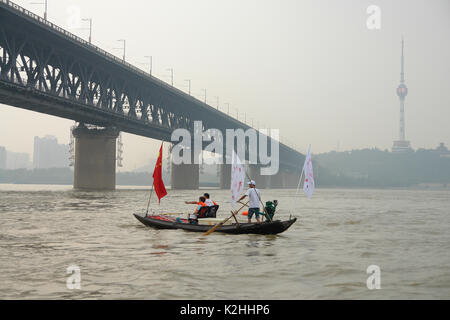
[268,170,285,189]
[248,164,268,189]
[219,164,231,189]
[171,151,199,190]
[72,125,119,190]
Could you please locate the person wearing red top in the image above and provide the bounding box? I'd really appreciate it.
[186,196,207,223]
[185,196,206,206]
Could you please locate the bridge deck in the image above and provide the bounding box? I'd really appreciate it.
[0,0,303,169]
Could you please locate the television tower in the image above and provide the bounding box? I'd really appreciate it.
[392,37,412,153]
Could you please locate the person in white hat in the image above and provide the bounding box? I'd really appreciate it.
[238,180,263,223]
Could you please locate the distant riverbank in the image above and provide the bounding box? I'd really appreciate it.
[0,183,448,192]
[2,147,450,189]
[0,168,219,187]
[314,148,450,188]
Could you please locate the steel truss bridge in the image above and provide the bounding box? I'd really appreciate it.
[0,0,304,170]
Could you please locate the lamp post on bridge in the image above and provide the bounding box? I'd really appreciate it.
[224,103,230,115]
[215,96,219,110]
[144,56,152,75]
[185,79,191,95]
[116,39,126,61]
[30,0,48,20]
[202,89,207,104]
[81,18,92,44]
[167,68,173,86]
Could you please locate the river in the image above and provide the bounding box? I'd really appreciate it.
[0,184,449,299]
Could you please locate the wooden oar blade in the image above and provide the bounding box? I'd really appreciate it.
[203,201,248,236]
[203,221,224,236]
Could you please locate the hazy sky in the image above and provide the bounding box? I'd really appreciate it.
[1,0,449,170]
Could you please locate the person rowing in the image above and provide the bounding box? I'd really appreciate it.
[237,180,264,223]
[186,196,207,224]
[184,196,206,206]
[185,193,217,207]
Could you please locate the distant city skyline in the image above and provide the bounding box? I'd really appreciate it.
[0,135,70,170]
[4,150,32,170]
[33,135,70,169]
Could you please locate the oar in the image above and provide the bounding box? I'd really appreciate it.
[145,184,154,216]
[160,212,185,215]
[238,201,249,208]
[203,201,248,236]
[145,212,185,216]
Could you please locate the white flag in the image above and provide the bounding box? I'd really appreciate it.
[230,151,246,208]
[303,145,315,198]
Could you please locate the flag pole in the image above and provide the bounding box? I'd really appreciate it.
[289,145,308,216]
[145,183,154,216]
[296,144,310,196]
[295,165,305,196]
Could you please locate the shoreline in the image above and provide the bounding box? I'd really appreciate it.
[0,183,448,191]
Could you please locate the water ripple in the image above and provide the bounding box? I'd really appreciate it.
[0,186,449,299]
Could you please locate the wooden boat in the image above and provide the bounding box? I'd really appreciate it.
[133,214,297,235]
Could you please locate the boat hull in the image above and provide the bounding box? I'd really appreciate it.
[133,214,297,235]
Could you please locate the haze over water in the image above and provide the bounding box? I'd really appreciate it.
[0,185,449,299]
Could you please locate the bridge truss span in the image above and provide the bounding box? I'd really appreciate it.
[0,0,304,171]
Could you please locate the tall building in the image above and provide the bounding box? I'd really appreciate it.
[6,151,32,169]
[33,135,70,168]
[0,146,6,169]
[392,38,413,153]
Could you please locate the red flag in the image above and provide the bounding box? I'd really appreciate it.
[152,143,167,203]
